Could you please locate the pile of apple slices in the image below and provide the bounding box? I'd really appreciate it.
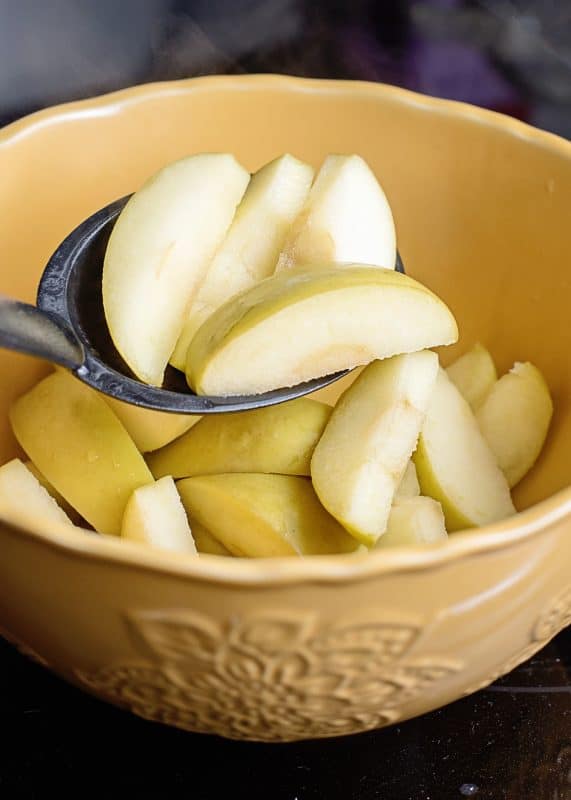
[102,152,430,394]
[1,340,552,556]
[0,153,554,557]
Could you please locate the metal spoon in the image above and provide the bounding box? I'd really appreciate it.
[0,196,405,414]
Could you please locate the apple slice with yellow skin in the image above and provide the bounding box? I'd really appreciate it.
[121,476,196,554]
[148,397,331,480]
[375,496,447,548]
[187,266,458,396]
[25,460,82,523]
[170,154,314,370]
[104,397,200,453]
[395,461,421,500]
[176,473,359,557]
[311,352,439,546]
[0,458,74,527]
[275,154,396,272]
[413,369,515,532]
[446,342,497,411]
[190,520,233,556]
[102,154,249,386]
[10,370,153,536]
[476,362,553,488]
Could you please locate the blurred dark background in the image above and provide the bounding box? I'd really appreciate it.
[1,0,570,137]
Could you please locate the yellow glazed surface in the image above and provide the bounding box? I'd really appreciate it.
[0,75,570,741]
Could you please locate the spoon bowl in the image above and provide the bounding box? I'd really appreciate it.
[0,195,404,414]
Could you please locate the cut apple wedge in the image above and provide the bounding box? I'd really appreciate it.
[446,343,497,411]
[25,459,80,522]
[176,474,360,557]
[414,369,515,531]
[187,266,458,396]
[170,154,314,370]
[275,154,396,271]
[191,520,233,556]
[102,153,249,386]
[476,362,553,488]
[122,476,197,554]
[375,496,447,548]
[0,458,74,527]
[148,397,331,479]
[10,370,153,536]
[308,367,363,406]
[311,352,439,545]
[104,396,200,453]
[395,461,421,500]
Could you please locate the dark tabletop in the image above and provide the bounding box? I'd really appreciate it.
[1,2,570,798]
[1,630,569,799]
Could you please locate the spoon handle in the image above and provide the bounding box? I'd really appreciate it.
[0,296,84,370]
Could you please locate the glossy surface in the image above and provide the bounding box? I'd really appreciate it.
[0,75,570,741]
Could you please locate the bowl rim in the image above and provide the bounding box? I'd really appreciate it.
[1,73,570,587]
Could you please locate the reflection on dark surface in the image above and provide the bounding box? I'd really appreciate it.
[0,1,569,797]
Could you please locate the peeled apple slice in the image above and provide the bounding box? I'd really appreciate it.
[311,352,439,545]
[187,266,458,396]
[170,154,314,370]
[10,370,153,536]
[148,398,331,479]
[395,461,421,500]
[476,362,553,488]
[121,476,196,554]
[413,369,515,531]
[102,154,249,386]
[0,458,74,527]
[375,496,447,548]
[275,154,396,271]
[446,343,497,411]
[176,473,359,557]
[104,397,200,452]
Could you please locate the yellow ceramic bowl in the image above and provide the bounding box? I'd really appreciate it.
[0,76,570,743]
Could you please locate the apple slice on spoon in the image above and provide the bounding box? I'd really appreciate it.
[275,154,396,271]
[170,154,314,371]
[186,266,458,397]
[102,153,249,387]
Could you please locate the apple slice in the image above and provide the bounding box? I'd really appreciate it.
[187,266,458,396]
[446,343,497,411]
[395,461,421,500]
[176,473,359,557]
[25,459,80,522]
[311,352,439,545]
[103,396,200,453]
[102,154,249,386]
[414,369,515,531]
[148,397,331,479]
[10,370,153,535]
[0,458,74,527]
[191,520,233,556]
[122,476,196,554]
[476,362,553,488]
[375,496,447,548]
[170,154,314,370]
[309,367,362,406]
[275,154,396,271]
